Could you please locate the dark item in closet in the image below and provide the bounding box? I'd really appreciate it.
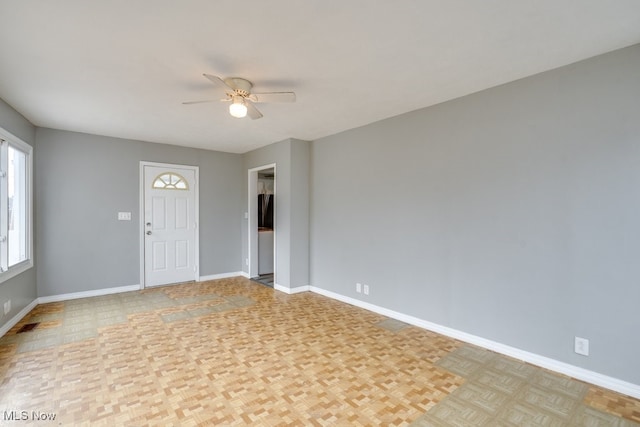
[258,194,274,229]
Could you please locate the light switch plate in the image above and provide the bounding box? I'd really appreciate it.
[118,212,132,221]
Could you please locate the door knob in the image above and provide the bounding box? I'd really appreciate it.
[146,231,152,235]
[146,222,151,226]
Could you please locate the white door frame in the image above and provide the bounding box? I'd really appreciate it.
[139,161,200,288]
[248,163,276,279]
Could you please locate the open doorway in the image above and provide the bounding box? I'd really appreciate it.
[248,164,276,287]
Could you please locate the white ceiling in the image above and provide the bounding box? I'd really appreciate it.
[1,1,639,154]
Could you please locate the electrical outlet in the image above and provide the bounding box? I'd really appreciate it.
[574,336,589,356]
[363,284,369,295]
[356,283,362,293]
[3,300,10,315]
[245,258,249,266]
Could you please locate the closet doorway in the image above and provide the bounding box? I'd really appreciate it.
[248,164,276,287]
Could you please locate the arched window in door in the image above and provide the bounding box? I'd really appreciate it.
[152,172,189,190]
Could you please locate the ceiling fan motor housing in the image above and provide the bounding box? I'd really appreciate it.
[224,77,253,97]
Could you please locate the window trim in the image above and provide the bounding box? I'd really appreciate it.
[152,172,189,190]
[0,127,33,284]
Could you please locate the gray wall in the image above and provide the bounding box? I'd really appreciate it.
[243,138,310,289]
[290,141,310,288]
[36,128,243,297]
[0,98,37,328]
[310,45,640,384]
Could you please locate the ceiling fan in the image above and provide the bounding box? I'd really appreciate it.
[183,74,296,120]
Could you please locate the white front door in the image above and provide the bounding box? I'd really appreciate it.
[142,163,198,287]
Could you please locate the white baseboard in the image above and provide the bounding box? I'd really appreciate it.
[0,299,38,338]
[273,283,311,295]
[238,271,250,278]
[38,284,141,304]
[274,284,310,294]
[289,285,311,294]
[34,272,247,305]
[309,286,640,400]
[199,271,246,281]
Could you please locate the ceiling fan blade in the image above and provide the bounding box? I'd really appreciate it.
[250,92,296,103]
[245,101,263,120]
[182,99,217,105]
[203,73,236,93]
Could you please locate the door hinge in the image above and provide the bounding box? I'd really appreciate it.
[0,171,5,178]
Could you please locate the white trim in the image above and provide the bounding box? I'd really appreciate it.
[139,164,145,288]
[139,161,200,289]
[38,284,142,304]
[0,298,38,338]
[0,260,33,284]
[0,126,34,284]
[309,286,640,400]
[238,271,250,278]
[199,272,246,281]
[274,284,310,295]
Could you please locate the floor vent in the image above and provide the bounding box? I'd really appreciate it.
[17,323,40,333]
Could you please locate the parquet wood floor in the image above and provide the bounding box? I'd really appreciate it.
[0,277,638,426]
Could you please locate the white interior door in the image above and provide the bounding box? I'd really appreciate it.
[143,164,198,287]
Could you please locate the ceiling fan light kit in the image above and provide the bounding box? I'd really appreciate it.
[229,95,248,118]
[183,74,296,120]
